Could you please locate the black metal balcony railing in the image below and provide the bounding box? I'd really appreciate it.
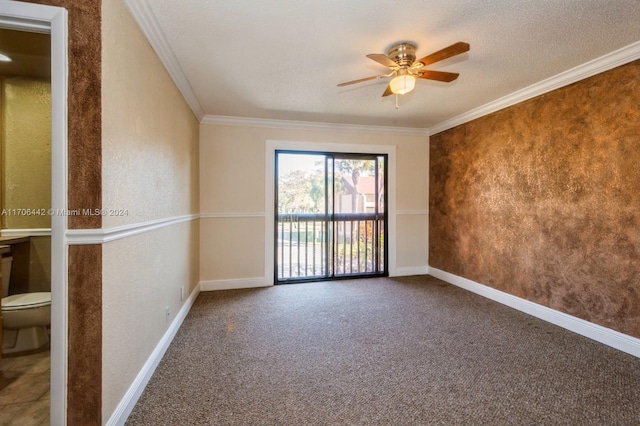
[276,213,385,281]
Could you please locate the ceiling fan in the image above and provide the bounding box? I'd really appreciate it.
[337,41,470,97]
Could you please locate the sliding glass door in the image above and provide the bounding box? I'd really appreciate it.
[275,151,387,283]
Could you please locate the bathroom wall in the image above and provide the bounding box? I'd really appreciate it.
[199,124,429,285]
[0,76,51,229]
[101,0,199,421]
[0,76,52,293]
[429,59,640,338]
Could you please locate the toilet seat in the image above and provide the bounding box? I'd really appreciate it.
[1,292,51,311]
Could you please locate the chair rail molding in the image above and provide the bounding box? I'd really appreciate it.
[66,214,199,245]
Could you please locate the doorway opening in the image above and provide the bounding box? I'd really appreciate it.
[275,151,388,283]
[0,3,68,425]
[0,25,52,426]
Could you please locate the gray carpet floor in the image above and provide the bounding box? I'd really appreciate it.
[126,275,640,425]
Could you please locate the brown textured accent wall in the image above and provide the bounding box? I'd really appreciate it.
[430,60,640,338]
[26,0,102,230]
[68,244,102,425]
[23,1,103,424]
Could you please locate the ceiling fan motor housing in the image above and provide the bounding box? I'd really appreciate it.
[387,42,417,67]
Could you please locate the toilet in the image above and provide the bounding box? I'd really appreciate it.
[1,255,51,354]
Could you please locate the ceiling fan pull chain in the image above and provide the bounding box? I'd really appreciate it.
[395,94,399,109]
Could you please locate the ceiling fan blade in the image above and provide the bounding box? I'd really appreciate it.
[337,74,388,87]
[417,70,460,82]
[367,53,398,68]
[416,42,470,67]
[382,84,393,97]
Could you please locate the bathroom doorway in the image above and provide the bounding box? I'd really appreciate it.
[0,26,53,424]
[0,3,68,425]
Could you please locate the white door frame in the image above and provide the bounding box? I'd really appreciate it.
[0,1,68,424]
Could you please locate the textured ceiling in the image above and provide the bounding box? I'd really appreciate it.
[142,0,640,129]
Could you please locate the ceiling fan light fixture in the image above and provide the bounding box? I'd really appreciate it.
[0,53,11,62]
[337,40,469,100]
[389,69,415,95]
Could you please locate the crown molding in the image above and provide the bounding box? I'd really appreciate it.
[123,2,639,139]
[123,0,205,121]
[428,40,640,135]
[201,115,429,136]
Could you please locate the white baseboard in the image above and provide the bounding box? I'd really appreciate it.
[105,282,201,426]
[428,267,640,359]
[200,277,270,291]
[393,266,430,277]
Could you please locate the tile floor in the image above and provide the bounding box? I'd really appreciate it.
[0,349,50,426]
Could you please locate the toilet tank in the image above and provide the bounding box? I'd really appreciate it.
[1,256,12,298]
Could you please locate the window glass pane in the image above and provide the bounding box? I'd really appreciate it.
[334,158,378,214]
[277,153,325,215]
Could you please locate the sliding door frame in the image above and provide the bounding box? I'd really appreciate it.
[274,150,388,284]
[265,140,397,285]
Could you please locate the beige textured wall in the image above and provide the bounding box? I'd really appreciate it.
[0,77,51,229]
[200,124,429,283]
[101,0,200,420]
